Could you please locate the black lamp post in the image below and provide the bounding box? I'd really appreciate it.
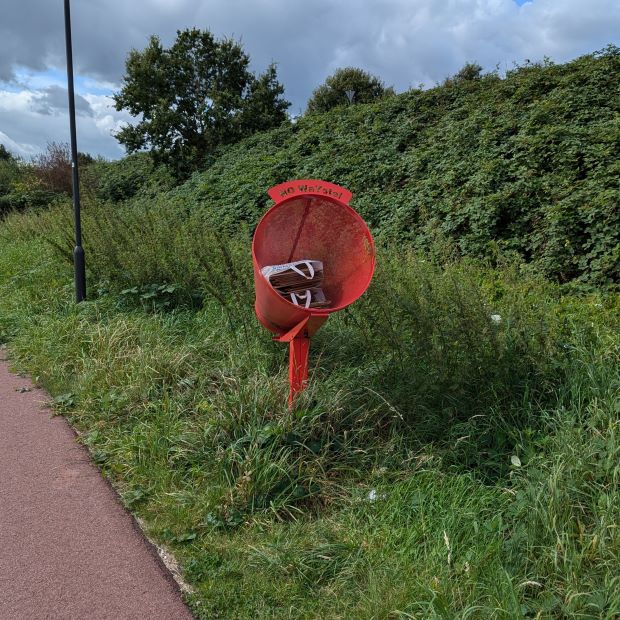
[63,0,86,302]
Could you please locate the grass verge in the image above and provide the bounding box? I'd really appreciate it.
[1,211,619,618]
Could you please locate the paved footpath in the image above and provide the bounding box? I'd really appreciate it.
[0,358,194,620]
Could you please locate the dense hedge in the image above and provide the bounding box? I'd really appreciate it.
[154,46,618,287]
[85,153,175,202]
[0,158,59,215]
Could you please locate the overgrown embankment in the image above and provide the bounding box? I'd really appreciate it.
[92,45,620,288]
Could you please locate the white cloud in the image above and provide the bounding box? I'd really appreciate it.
[84,93,132,135]
[0,0,619,157]
[0,130,39,158]
[0,88,128,159]
[0,90,37,114]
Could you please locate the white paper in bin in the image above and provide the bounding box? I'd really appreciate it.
[261,260,323,282]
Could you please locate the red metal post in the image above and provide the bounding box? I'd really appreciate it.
[289,334,310,406]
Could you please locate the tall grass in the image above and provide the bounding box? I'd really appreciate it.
[1,202,619,618]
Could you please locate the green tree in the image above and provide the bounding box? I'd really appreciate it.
[443,62,484,86]
[306,67,393,114]
[0,144,19,201]
[113,28,290,178]
[0,144,13,161]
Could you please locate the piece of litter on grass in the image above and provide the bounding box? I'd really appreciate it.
[490,314,502,324]
[367,489,387,502]
[443,531,452,566]
[511,455,522,467]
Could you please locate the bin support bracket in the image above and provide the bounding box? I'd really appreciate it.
[288,334,310,406]
[273,317,311,406]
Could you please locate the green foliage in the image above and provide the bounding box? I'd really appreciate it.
[0,159,59,216]
[84,153,175,203]
[444,61,484,85]
[0,188,58,214]
[1,220,619,617]
[9,49,620,285]
[167,46,620,287]
[0,158,20,196]
[0,149,25,215]
[113,28,290,178]
[31,141,74,195]
[306,67,394,114]
[24,200,253,319]
[0,143,97,216]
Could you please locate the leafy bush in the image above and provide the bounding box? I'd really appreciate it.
[0,143,13,161]
[0,160,60,217]
[30,142,74,195]
[17,199,252,318]
[306,67,394,113]
[85,153,176,203]
[1,143,96,217]
[7,48,620,285]
[165,46,620,287]
[0,157,21,197]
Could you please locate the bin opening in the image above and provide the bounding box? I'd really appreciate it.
[253,195,374,313]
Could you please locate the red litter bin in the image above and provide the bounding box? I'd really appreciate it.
[252,179,375,405]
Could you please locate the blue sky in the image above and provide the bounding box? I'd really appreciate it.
[7,68,113,97]
[1,0,618,159]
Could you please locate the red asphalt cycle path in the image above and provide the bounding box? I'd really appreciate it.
[0,358,194,620]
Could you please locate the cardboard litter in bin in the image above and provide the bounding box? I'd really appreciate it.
[287,287,331,309]
[261,260,331,308]
[261,260,323,291]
